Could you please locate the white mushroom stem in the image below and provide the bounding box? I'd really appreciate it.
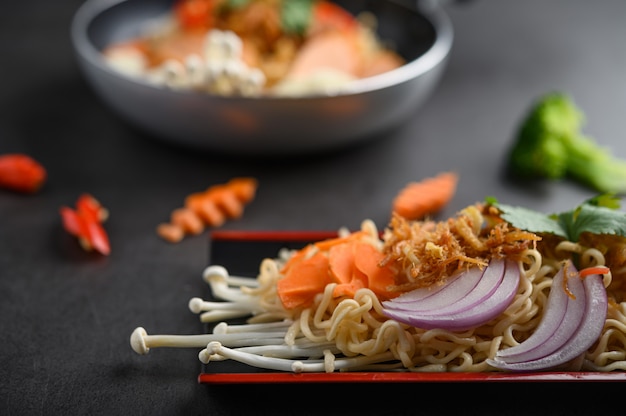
[188,297,261,313]
[202,265,258,287]
[130,327,289,355]
[207,343,341,361]
[212,320,293,334]
[188,296,264,322]
[199,309,254,323]
[199,341,397,373]
[202,265,259,303]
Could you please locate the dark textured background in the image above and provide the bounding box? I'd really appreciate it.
[1,0,625,414]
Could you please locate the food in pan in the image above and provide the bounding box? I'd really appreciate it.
[102,0,405,96]
[130,193,626,373]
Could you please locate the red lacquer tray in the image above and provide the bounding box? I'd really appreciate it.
[198,230,626,384]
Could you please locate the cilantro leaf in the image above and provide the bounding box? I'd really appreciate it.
[490,193,626,241]
[495,203,569,238]
[552,203,626,241]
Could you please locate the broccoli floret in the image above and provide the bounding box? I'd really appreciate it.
[508,92,626,194]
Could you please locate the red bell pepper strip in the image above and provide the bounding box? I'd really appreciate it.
[0,153,47,193]
[60,193,111,255]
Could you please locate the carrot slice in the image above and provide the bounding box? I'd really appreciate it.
[313,231,367,251]
[156,223,185,243]
[226,177,258,203]
[328,242,368,298]
[158,177,258,243]
[328,243,355,284]
[171,207,204,235]
[280,245,315,275]
[353,242,400,301]
[392,172,458,221]
[185,192,226,227]
[207,185,244,219]
[277,252,333,310]
[277,235,402,310]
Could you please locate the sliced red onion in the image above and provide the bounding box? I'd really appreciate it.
[488,261,608,371]
[382,259,520,331]
[381,263,485,312]
[384,259,505,315]
[494,261,585,363]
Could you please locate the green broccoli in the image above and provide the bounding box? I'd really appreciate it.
[508,92,626,194]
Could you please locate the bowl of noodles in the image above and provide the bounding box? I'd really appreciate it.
[71,0,453,155]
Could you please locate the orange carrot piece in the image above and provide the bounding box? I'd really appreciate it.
[312,231,367,251]
[278,234,404,308]
[170,207,204,235]
[328,243,355,284]
[226,177,258,203]
[156,223,185,243]
[280,245,314,275]
[277,252,333,310]
[185,192,226,227]
[207,185,244,219]
[353,242,400,301]
[333,267,368,298]
[158,177,258,243]
[328,242,368,298]
[392,172,458,221]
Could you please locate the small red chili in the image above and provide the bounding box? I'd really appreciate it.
[60,193,111,255]
[579,265,610,279]
[174,0,217,31]
[0,153,47,193]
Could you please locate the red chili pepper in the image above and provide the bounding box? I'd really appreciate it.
[174,0,217,31]
[310,1,358,34]
[76,193,109,223]
[579,265,610,278]
[0,153,47,193]
[60,193,111,255]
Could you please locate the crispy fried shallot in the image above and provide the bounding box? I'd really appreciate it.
[380,203,541,291]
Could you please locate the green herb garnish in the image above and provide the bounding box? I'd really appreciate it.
[490,193,626,241]
[281,0,315,35]
[224,0,251,9]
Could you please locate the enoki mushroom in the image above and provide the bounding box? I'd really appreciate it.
[130,262,418,373]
